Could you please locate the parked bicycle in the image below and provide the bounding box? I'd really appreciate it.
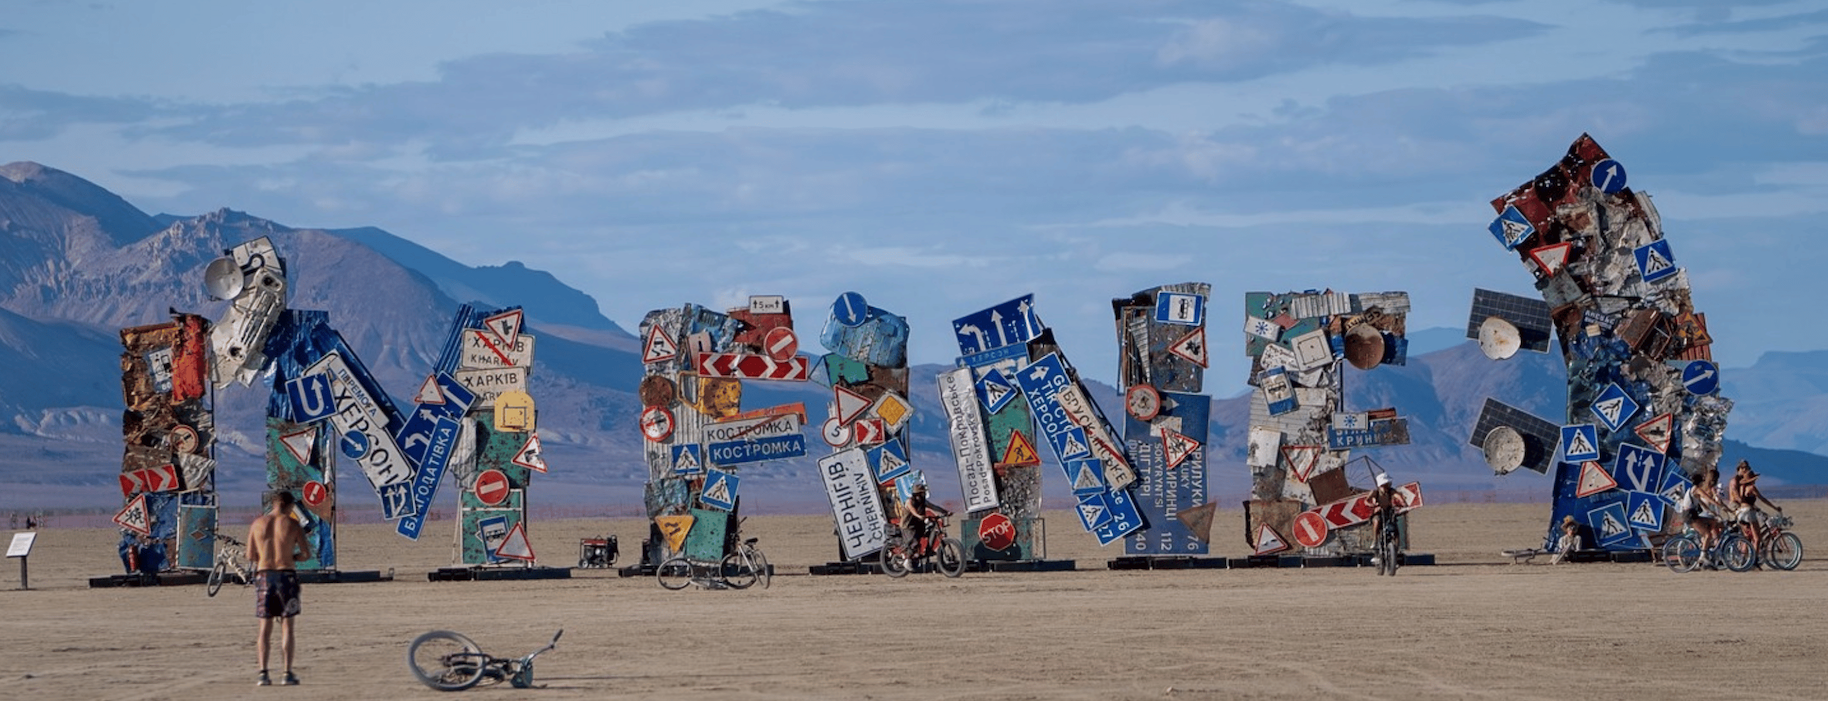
[881,512,965,578]
[723,519,770,589]
[207,533,254,597]
[1662,524,1756,573]
[407,629,562,691]
[1750,513,1803,571]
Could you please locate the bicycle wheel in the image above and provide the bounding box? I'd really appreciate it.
[1720,533,1757,572]
[1763,532,1803,571]
[1382,534,1400,576]
[720,551,758,590]
[881,547,910,578]
[937,538,966,578]
[750,546,771,589]
[407,630,487,691]
[1661,535,1701,573]
[657,556,695,590]
[206,561,227,597]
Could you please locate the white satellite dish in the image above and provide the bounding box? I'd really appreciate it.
[1478,316,1522,360]
[203,257,245,300]
[1483,426,1526,475]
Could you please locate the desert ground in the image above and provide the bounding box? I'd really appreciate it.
[2,501,1825,701]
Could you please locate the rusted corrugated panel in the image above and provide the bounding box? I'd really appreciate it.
[170,314,211,403]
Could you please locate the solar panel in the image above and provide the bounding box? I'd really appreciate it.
[1466,289,1554,353]
[1467,398,1560,474]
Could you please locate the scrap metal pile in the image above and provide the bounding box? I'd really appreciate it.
[637,296,811,564]
[1478,133,1729,551]
[1241,290,1422,556]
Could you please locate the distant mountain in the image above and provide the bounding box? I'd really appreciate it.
[0,161,1822,516]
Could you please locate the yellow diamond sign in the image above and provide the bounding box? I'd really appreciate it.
[874,393,911,430]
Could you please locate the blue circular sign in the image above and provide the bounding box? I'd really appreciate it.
[340,430,371,459]
[1682,360,1720,396]
[1591,159,1627,194]
[832,291,869,327]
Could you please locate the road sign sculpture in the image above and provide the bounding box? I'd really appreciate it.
[1113,283,1213,555]
[116,312,218,574]
[816,292,911,561]
[1478,133,1730,551]
[1241,289,1421,555]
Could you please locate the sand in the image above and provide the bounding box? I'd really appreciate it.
[2,501,1825,700]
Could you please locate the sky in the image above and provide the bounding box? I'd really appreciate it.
[4,0,1827,393]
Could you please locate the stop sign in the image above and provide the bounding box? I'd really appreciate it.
[978,512,1017,551]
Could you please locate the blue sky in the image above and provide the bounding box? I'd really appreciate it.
[4,0,1826,392]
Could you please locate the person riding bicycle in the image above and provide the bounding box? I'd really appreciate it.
[900,484,951,554]
[1367,473,1408,539]
[1726,460,1782,557]
[1682,468,1727,561]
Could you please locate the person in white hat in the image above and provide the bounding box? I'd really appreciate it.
[1367,472,1408,559]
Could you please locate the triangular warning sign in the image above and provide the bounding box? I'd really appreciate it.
[113,493,152,536]
[1283,445,1321,482]
[1631,500,1659,527]
[1176,502,1217,543]
[643,325,678,364]
[1072,462,1104,492]
[1641,248,1673,277]
[414,375,446,405]
[1077,500,1109,530]
[512,432,546,473]
[1635,413,1673,454]
[1059,431,1089,460]
[1253,524,1289,555]
[1565,429,1596,460]
[1575,461,1618,498]
[494,522,536,561]
[655,514,695,552]
[878,449,907,477]
[834,385,873,425]
[1168,326,1209,368]
[1160,428,1201,469]
[484,309,524,349]
[1593,397,1626,429]
[1000,430,1041,467]
[280,427,317,466]
[1598,512,1628,539]
[702,472,734,507]
[1529,242,1573,277]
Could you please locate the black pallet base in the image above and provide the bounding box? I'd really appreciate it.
[1565,549,1652,564]
[427,566,572,582]
[616,564,654,578]
[809,561,879,576]
[1215,553,1439,569]
[973,559,1077,573]
[87,571,203,588]
[298,569,390,584]
[1107,556,1228,571]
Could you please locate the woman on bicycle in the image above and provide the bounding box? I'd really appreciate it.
[1727,461,1782,556]
[900,484,951,554]
[1367,474,1407,538]
[1683,468,1726,557]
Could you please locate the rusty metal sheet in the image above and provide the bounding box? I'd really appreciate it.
[820,305,910,368]
[170,314,210,403]
[1244,499,1302,552]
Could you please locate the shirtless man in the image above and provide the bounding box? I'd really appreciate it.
[247,490,312,687]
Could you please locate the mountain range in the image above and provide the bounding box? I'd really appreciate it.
[1,162,1823,517]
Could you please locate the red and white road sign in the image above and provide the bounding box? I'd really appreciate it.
[1394,481,1424,514]
[1168,326,1209,368]
[280,426,317,465]
[833,385,873,425]
[640,406,675,443]
[1282,445,1322,482]
[113,494,152,536]
[852,418,886,445]
[1254,524,1290,555]
[1160,427,1201,469]
[413,374,446,405]
[302,480,329,507]
[1317,494,1375,529]
[762,327,799,362]
[483,309,523,349]
[821,417,852,447]
[1575,461,1616,498]
[978,512,1017,551]
[474,469,511,506]
[1292,511,1329,549]
[643,325,679,364]
[694,352,811,381]
[494,522,535,562]
[1529,242,1573,277]
[513,432,547,473]
[121,464,181,496]
[1635,413,1674,454]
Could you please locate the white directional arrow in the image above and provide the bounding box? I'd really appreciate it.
[1017,298,1037,336]
[957,323,987,351]
[988,310,1008,348]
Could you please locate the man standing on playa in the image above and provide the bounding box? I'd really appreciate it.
[248,490,312,687]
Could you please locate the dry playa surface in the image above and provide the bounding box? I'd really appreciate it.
[3,501,1826,700]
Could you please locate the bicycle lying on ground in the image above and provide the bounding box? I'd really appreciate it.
[407,629,562,691]
[207,533,254,597]
[880,513,965,578]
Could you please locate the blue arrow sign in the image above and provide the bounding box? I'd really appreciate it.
[1591,158,1627,194]
[951,294,1042,356]
[396,416,460,540]
[394,373,476,466]
[1613,443,1666,493]
[1681,360,1719,396]
[832,291,870,327]
[1488,204,1535,251]
[286,372,336,424]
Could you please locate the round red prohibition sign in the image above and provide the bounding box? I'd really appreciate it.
[978,512,1017,551]
[1293,511,1329,549]
[301,480,329,507]
[474,469,511,506]
[640,406,675,442]
[763,327,799,362]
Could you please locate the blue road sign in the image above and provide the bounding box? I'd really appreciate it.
[477,514,510,562]
[1614,443,1666,493]
[1591,383,1639,433]
[952,294,1043,356]
[868,440,910,484]
[707,434,807,466]
[379,481,414,521]
[1561,424,1601,463]
[975,368,1017,414]
[1682,360,1720,396]
[1587,500,1634,548]
[1261,366,1297,416]
[1657,469,1691,506]
[396,416,460,540]
[1633,240,1677,283]
[821,307,909,367]
[1154,292,1205,326]
[956,342,1029,370]
[1076,491,1112,531]
[340,430,370,459]
[700,469,739,510]
[1123,390,1210,556]
[671,444,704,475]
[832,292,870,327]
[1326,418,1409,450]
[1489,204,1535,250]
[286,372,336,424]
[395,373,476,466]
[1626,491,1663,531]
[1066,460,1106,496]
[1591,158,1627,194]
[1093,487,1146,546]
